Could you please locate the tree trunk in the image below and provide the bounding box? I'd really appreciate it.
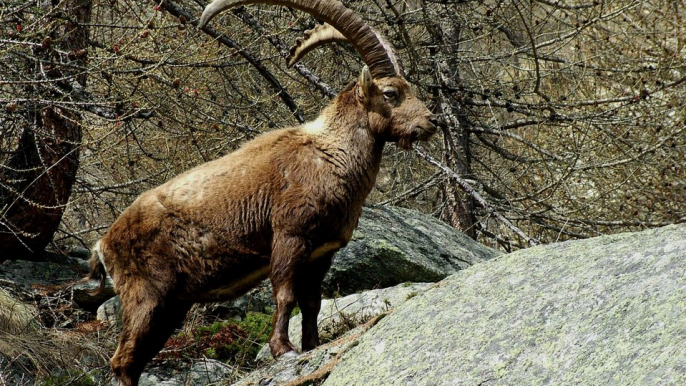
[0,0,91,261]
[427,16,478,239]
[440,126,478,240]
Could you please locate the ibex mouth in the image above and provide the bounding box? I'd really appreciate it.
[398,124,436,150]
[424,123,438,136]
[417,121,438,140]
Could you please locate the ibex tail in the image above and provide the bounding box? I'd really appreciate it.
[86,240,107,296]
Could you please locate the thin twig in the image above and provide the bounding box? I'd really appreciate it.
[414,146,539,247]
[159,0,305,123]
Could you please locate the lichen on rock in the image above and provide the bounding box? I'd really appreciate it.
[323,224,686,386]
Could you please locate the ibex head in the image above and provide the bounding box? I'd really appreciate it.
[199,0,437,149]
[355,65,437,149]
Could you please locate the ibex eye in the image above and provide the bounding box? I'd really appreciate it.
[383,89,398,100]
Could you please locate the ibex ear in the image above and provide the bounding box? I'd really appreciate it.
[357,65,374,102]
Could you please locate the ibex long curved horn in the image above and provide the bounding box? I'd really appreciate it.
[198,0,400,79]
[287,23,346,67]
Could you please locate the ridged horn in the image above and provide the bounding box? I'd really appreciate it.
[287,23,346,67]
[199,0,399,79]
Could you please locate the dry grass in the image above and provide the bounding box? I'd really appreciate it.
[0,287,117,385]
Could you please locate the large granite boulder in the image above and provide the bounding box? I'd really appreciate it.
[323,224,686,386]
[321,205,499,297]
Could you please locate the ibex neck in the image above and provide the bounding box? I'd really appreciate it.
[302,116,328,135]
[304,104,385,199]
[316,103,384,154]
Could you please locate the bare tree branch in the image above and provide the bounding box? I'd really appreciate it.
[159,0,305,123]
[415,146,539,247]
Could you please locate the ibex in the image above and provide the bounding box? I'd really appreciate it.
[87,0,437,385]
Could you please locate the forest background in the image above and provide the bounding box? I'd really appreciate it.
[1,0,684,259]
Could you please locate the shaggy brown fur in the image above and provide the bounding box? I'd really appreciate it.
[87,69,435,386]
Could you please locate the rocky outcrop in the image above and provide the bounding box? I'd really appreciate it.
[227,314,387,386]
[255,282,433,362]
[323,224,686,386]
[3,213,685,386]
[321,205,499,297]
[138,359,237,386]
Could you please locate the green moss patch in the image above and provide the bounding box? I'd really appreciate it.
[160,312,272,369]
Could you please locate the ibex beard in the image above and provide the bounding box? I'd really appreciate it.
[86,1,437,385]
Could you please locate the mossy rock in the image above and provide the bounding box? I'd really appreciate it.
[324,224,686,386]
[322,205,499,297]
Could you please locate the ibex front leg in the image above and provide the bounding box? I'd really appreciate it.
[296,252,334,351]
[269,234,309,358]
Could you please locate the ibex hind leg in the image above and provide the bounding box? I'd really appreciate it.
[111,290,192,386]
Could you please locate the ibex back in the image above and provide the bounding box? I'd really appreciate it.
[87,1,436,385]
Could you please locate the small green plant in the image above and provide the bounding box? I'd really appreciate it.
[195,320,229,336]
[234,311,272,361]
[406,291,419,300]
[161,312,272,369]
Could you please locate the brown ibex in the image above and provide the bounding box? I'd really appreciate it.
[87,1,437,385]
